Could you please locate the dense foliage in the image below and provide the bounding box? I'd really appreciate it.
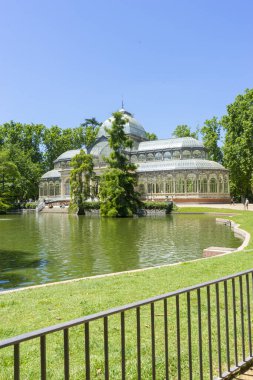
[99,111,142,217]
[1,87,253,209]
[222,89,253,198]
[172,124,198,139]
[70,150,94,214]
[200,117,223,163]
[0,118,100,208]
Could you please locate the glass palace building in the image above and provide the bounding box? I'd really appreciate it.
[39,108,230,203]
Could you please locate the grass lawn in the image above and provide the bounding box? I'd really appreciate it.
[1,207,253,378]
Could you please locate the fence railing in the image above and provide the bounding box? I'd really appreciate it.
[1,269,253,379]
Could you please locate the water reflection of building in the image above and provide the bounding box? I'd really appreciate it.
[39,108,229,203]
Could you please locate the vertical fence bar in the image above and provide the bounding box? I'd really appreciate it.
[246,274,252,357]
[164,298,169,380]
[104,317,109,380]
[40,335,46,380]
[197,289,203,380]
[151,302,156,380]
[64,328,69,380]
[216,283,222,378]
[136,307,141,380]
[176,295,181,380]
[232,278,238,367]
[121,312,126,380]
[207,286,213,380]
[14,343,20,380]
[224,280,230,372]
[187,292,192,380]
[239,276,245,361]
[85,323,90,380]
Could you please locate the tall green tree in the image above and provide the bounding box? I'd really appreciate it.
[200,117,223,162]
[42,126,83,170]
[0,122,45,163]
[222,88,253,197]
[0,149,20,207]
[80,118,101,149]
[70,149,94,214]
[146,132,158,141]
[172,125,198,139]
[99,111,142,217]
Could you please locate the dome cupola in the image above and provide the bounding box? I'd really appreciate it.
[97,108,147,142]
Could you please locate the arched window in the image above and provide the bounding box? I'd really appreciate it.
[147,153,154,161]
[43,182,48,196]
[49,182,54,196]
[182,150,191,159]
[164,151,171,160]
[186,176,197,193]
[65,179,70,196]
[193,150,201,158]
[39,184,44,197]
[138,154,146,162]
[165,178,173,193]
[218,176,223,193]
[209,178,217,193]
[155,152,163,160]
[131,155,137,162]
[55,181,60,196]
[147,183,153,193]
[173,151,180,159]
[139,184,145,194]
[224,176,229,193]
[155,183,160,193]
[176,177,185,193]
[199,176,207,193]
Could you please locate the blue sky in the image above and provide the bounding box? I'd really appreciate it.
[0,0,252,138]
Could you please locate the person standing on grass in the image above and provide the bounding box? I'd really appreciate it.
[245,198,249,210]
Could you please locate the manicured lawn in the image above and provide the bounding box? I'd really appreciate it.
[1,207,253,378]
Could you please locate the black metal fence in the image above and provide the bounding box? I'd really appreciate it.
[1,269,253,379]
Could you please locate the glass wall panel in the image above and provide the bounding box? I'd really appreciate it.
[176,178,185,193]
[147,183,152,193]
[210,178,217,193]
[39,184,44,197]
[182,150,191,159]
[224,177,229,193]
[186,177,196,193]
[199,177,207,193]
[165,178,173,193]
[43,183,48,196]
[138,154,146,162]
[218,177,223,193]
[49,182,54,196]
[55,182,60,196]
[65,180,70,196]
[173,151,180,159]
[155,152,163,160]
[147,153,154,161]
[164,151,171,160]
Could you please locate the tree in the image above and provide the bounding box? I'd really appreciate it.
[222,88,253,198]
[70,149,94,214]
[42,126,83,170]
[0,149,20,206]
[200,117,223,163]
[172,125,198,139]
[80,118,101,150]
[99,111,142,217]
[146,132,158,141]
[0,121,45,163]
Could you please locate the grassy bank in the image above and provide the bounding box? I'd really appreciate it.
[1,207,253,378]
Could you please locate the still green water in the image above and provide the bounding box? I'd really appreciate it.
[0,213,241,291]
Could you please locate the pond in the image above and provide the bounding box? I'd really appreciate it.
[0,213,241,291]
